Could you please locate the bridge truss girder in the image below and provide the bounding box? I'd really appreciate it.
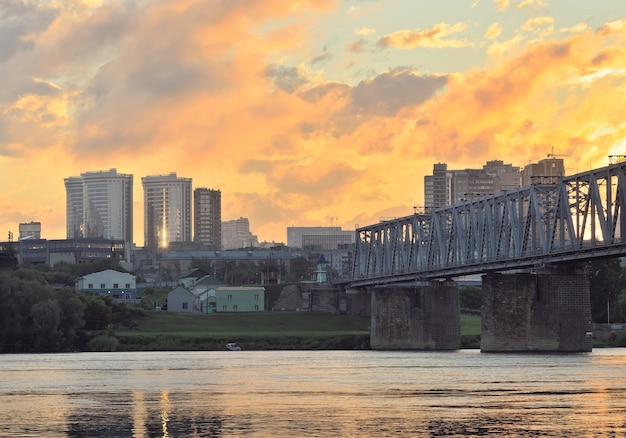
[352,162,626,286]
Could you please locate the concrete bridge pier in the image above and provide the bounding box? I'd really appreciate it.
[481,264,593,352]
[370,281,460,350]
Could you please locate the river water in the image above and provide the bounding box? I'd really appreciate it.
[0,349,625,437]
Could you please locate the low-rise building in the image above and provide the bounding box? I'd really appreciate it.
[75,269,137,300]
[166,283,265,313]
[214,286,265,312]
[167,285,199,313]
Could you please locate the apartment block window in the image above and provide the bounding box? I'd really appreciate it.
[125,283,131,288]
[182,303,188,309]
[100,283,105,288]
[222,305,227,311]
[228,294,233,300]
[113,284,119,289]
[255,294,259,300]
[88,283,93,288]
[254,305,259,311]
[233,305,238,311]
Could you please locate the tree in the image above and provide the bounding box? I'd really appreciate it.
[0,271,54,352]
[460,286,481,311]
[284,256,314,283]
[190,257,214,275]
[82,294,112,330]
[30,299,62,352]
[56,288,86,349]
[0,268,89,352]
[613,290,626,322]
[589,258,626,323]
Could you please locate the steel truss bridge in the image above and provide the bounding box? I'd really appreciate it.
[351,160,626,287]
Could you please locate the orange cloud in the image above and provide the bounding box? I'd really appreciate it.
[493,0,509,12]
[485,23,503,40]
[521,16,554,32]
[1,0,626,247]
[378,23,470,49]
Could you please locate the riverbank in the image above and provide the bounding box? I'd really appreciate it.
[94,311,626,351]
[103,311,483,351]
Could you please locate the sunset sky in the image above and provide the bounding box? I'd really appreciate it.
[2,0,626,246]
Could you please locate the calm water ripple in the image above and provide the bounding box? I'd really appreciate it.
[0,349,625,437]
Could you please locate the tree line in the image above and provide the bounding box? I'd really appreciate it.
[1,257,626,353]
[0,260,145,353]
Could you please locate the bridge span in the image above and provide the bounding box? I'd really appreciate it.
[348,160,626,353]
[352,160,626,287]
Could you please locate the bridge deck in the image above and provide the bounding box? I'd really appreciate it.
[352,162,626,287]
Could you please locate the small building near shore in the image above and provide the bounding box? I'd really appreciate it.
[75,269,137,300]
[214,286,265,312]
[166,278,263,313]
[167,285,199,313]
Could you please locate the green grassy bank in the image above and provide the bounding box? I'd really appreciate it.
[108,311,482,351]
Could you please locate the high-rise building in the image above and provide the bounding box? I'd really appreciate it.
[222,217,259,250]
[142,172,192,248]
[65,169,133,245]
[194,188,222,249]
[424,160,520,208]
[64,176,84,239]
[82,169,133,244]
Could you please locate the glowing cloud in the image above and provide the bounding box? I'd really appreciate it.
[378,22,470,49]
[1,0,626,245]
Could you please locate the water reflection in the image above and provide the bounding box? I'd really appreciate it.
[132,390,147,437]
[1,350,626,437]
[160,390,170,437]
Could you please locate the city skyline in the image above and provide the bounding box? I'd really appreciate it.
[2,1,626,246]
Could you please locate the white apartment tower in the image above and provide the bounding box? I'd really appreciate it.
[82,169,133,243]
[142,173,192,248]
[194,188,222,249]
[64,169,133,244]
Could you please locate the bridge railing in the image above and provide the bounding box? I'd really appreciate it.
[352,162,626,285]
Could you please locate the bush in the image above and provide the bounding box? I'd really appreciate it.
[613,331,626,347]
[87,335,119,352]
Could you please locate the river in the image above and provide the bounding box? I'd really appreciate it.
[0,349,625,437]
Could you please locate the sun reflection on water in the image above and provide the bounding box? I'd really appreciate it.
[161,390,171,438]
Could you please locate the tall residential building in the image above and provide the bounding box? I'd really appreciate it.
[65,169,133,245]
[194,188,222,249]
[222,217,259,250]
[64,176,84,239]
[142,172,192,249]
[424,160,520,208]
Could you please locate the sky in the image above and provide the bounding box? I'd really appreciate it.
[2,0,626,247]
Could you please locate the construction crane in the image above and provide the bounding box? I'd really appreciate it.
[547,146,568,159]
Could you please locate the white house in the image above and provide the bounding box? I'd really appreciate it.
[75,269,137,300]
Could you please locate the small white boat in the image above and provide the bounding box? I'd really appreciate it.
[225,342,241,351]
